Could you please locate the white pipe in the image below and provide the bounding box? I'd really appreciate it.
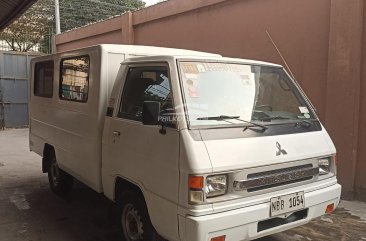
[54,0,61,34]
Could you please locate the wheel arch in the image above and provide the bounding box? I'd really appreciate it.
[114,176,146,203]
[114,176,168,240]
[42,143,55,173]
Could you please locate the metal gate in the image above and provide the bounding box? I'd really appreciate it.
[0,51,41,129]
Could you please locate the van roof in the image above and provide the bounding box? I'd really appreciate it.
[34,44,281,67]
[30,44,221,63]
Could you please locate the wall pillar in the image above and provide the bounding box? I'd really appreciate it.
[326,0,364,199]
[355,4,366,201]
[121,11,134,44]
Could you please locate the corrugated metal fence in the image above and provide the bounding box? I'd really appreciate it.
[0,51,41,129]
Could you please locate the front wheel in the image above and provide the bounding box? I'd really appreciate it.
[47,156,73,196]
[117,190,164,241]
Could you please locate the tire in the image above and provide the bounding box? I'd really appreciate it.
[117,190,164,241]
[47,154,74,196]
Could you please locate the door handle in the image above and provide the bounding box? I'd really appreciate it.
[112,131,121,137]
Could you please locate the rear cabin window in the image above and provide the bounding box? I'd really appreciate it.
[34,61,54,98]
[60,56,90,102]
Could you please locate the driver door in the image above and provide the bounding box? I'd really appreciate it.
[105,63,180,239]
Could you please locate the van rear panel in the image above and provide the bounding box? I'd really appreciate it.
[29,46,125,192]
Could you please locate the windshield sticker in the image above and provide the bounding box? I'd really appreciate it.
[197,64,206,73]
[181,63,199,74]
[299,106,309,114]
[304,113,311,119]
[186,79,199,98]
[185,73,198,79]
[205,63,249,72]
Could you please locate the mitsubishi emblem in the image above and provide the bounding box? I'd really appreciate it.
[276,142,288,156]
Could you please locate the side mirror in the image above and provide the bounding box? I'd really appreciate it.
[142,101,160,125]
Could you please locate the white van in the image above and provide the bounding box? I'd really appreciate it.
[29,44,341,241]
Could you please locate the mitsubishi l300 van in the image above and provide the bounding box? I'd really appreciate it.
[29,45,341,241]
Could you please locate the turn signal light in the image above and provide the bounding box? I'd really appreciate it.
[189,176,204,189]
[211,235,226,241]
[325,203,335,214]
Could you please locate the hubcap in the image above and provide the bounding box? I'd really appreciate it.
[122,203,144,241]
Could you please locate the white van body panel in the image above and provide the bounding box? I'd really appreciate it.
[30,46,107,191]
[203,129,334,173]
[30,45,221,192]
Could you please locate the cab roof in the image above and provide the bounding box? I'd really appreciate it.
[100,45,280,67]
[124,54,282,68]
[100,44,221,58]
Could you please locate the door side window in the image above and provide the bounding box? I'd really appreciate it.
[118,66,175,124]
[34,60,54,98]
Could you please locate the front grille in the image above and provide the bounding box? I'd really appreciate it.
[233,164,318,192]
[247,164,313,179]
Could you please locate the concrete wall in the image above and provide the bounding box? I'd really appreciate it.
[355,1,366,200]
[326,0,364,200]
[56,17,123,50]
[133,0,331,120]
[55,0,366,201]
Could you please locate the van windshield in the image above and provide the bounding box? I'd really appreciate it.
[178,62,316,127]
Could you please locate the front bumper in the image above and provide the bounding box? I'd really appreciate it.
[180,183,341,241]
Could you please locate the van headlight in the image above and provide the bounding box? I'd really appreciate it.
[319,158,331,175]
[205,175,227,198]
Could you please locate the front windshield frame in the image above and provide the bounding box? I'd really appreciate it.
[176,59,318,129]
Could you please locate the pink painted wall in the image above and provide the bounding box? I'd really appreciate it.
[56,16,123,52]
[55,0,366,201]
[134,0,331,120]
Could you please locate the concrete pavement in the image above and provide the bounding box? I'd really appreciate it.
[0,129,366,241]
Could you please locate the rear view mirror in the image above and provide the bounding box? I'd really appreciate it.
[142,101,160,125]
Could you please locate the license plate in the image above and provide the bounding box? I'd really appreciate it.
[270,192,305,217]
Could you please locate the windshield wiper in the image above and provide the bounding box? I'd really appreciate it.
[197,115,239,124]
[197,115,267,131]
[197,115,240,121]
[259,116,291,122]
[234,118,268,131]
